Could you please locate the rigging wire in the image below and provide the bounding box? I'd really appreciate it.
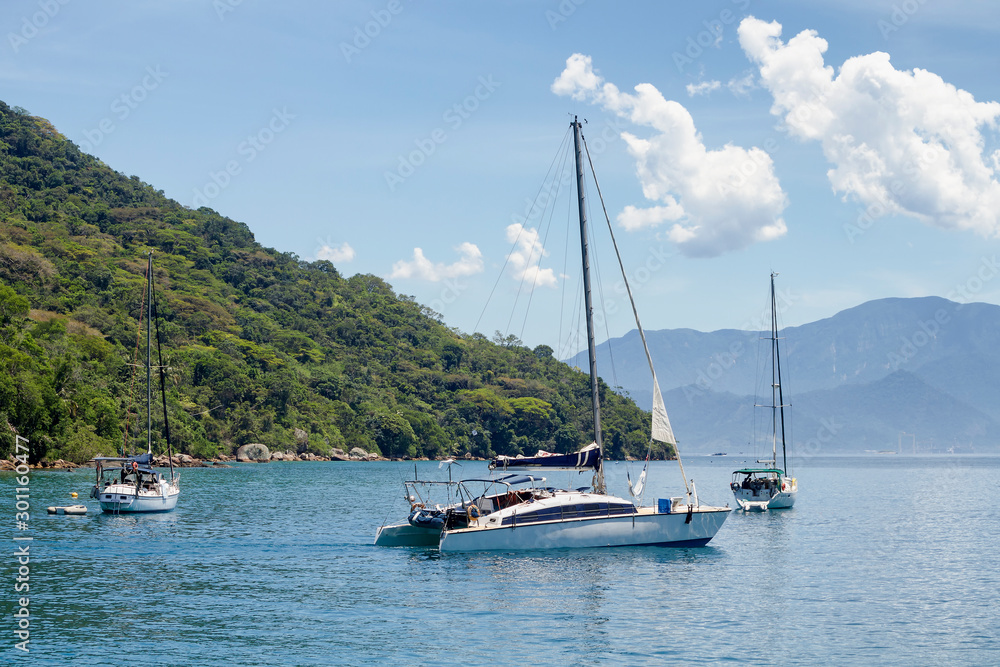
[150,253,176,481]
[584,172,620,396]
[750,280,770,460]
[121,260,149,457]
[515,134,573,341]
[474,126,573,336]
[581,130,691,496]
[773,278,792,474]
[556,156,575,360]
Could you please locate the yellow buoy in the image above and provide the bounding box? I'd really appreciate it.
[71,492,78,498]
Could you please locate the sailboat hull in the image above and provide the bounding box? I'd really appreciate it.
[438,506,730,553]
[374,522,441,547]
[762,489,795,509]
[98,483,179,513]
[731,475,796,510]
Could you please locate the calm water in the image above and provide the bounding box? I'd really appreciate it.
[3,455,997,665]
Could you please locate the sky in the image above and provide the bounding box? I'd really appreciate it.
[3,0,1000,357]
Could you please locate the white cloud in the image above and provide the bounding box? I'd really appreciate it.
[617,202,684,231]
[686,80,721,97]
[551,53,603,101]
[551,53,788,258]
[727,72,756,97]
[316,241,355,263]
[389,242,483,282]
[739,16,1000,236]
[505,223,557,288]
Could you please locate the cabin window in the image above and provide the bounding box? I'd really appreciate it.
[500,501,636,525]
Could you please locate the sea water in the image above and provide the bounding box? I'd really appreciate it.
[3,455,997,665]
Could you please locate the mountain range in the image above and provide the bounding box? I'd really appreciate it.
[567,296,1000,454]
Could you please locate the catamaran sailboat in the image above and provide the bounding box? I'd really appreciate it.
[435,118,730,552]
[91,252,180,513]
[731,273,797,511]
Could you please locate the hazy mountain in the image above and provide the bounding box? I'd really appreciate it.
[567,296,1000,454]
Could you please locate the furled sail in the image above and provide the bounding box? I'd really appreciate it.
[490,443,600,471]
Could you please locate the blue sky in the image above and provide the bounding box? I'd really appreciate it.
[3,0,1000,355]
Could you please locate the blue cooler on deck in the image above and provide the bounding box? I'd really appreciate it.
[657,498,671,514]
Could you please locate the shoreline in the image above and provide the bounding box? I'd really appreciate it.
[1,452,486,471]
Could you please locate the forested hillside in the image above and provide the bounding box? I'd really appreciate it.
[0,102,659,464]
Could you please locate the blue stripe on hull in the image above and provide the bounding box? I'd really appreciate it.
[100,507,175,514]
[636,538,712,548]
[558,537,713,549]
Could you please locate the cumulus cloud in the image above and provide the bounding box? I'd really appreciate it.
[738,16,1000,235]
[686,80,721,97]
[390,242,483,281]
[316,241,355,263]
[505,223,557,288]
[551,53,788,257]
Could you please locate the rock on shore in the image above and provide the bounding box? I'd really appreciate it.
[236,443,270,462]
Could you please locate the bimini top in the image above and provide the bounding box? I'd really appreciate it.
[490,443,600,471]
[732,468,785,475]
[460,473,544,487]
[94,453,158,474]
[94,453,153,465]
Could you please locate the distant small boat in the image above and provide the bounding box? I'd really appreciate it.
[731,273,797,511]
[710,452,727,456]
[47,505,88,515]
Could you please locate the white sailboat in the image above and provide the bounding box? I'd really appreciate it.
[437,118,730,552]
[731,272,797,511]
[91,252,180,513]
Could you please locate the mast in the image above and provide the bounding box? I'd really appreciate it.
[150,253,176,482]
[146,251,153,456]
[771,272,788,473]
[572,117,605,494]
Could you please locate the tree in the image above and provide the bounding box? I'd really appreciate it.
[532,344,554,361]
[0,284,29,336]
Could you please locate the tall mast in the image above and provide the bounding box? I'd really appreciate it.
[771,272,788,473]
[572,117,604,493]
[146,251,153,455]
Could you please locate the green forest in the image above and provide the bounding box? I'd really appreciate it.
[0,101,668,464]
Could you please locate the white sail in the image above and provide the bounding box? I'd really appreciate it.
[651,373,675,445]
[629,468,646,497]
